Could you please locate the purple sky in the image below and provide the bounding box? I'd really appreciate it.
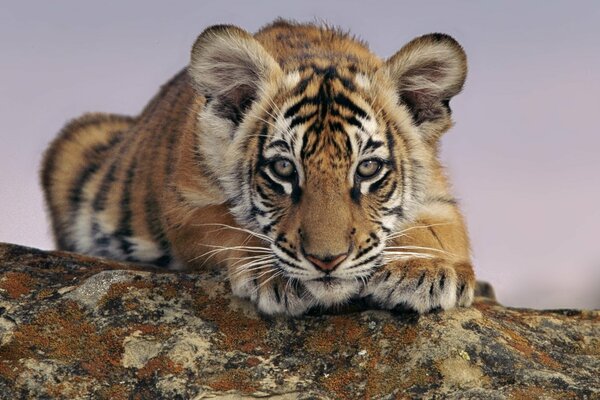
[1,1,598,309]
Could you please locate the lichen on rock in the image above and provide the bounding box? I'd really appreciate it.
[0,243,598,399]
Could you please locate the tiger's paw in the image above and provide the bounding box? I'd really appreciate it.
[362,257,475,313]
[230,272,313,316]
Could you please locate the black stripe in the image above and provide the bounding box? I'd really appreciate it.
[344,134,353,159]
[289,112,316,130]
[417,272,426,287]
[266,139,291,152]
[114,157,138,256]
[337,76,356,91]
[255,122,270,168]
[369,170,392,193]
[355,244,376,259]
[348,253,381,270]
[317,79,334,120]
[428,226,446,251]
[273,284,281,303]
[250,202,267,217]
[144,192,172,267]
[291,75,313,96]
[334,94,367,118]
[275,243,300,261]
[364,137,384,152]
[346,116,363,129]
[261,213,283,234]
[92,159,119,211]
[350,182,361,204]
[329,108,365,130]
[300,123,322,160]
[385,128,397,170]
[68,163,99,212]
[278,258,304,270]
[284,96,319,119]
[354,130,365,152]
[255,184,272,204]
[328,120,345,133]
[261,221,275,234]
[382,270,392,282]
[290,183,302,204]
[382,205,404,217]
[259,170,285,195]
[69,134,123,213]
[380,179,398,204]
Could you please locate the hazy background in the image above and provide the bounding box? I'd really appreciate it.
[1,1,599,309]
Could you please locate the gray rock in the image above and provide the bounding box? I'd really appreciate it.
[0,242,598,399]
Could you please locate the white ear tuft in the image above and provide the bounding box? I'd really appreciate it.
[381,33,467,140]
[189,25,282,124]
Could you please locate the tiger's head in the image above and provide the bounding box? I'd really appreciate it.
[188,23,466,307]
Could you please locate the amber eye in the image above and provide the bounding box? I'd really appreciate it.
[271,159,296,179]
[356,159,382,179]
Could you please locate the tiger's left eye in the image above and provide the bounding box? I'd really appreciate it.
[356,159,382,179]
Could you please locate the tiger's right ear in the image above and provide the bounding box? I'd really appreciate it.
[188,25,282,124]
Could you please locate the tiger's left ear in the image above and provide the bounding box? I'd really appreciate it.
[380,33,467,142]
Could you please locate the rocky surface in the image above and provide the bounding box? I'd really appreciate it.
[0,242,598,399]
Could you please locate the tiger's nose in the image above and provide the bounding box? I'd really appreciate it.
[306,253,348,272]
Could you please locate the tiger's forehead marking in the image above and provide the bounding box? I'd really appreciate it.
[264,63,385,184]
[298,68,356,167]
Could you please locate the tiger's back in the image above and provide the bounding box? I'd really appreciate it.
[41,71,198,267]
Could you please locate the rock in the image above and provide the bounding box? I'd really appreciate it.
[0,242,598,399]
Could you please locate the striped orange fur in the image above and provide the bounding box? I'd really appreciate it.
[41,20,475,315]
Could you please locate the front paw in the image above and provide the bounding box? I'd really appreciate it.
[362,258,475,313]
[230,270,312,316]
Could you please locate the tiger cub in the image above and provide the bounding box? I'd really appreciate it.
[41,20,475,315]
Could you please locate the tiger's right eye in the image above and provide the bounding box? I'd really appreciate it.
[271,159,296,179]
[356,159,382,179]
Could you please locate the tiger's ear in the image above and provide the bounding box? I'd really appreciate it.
[189,25,282,124]
[381,33,467,142]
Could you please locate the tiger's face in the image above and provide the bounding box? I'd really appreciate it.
[236,68,430,306]
[189,25,466,308]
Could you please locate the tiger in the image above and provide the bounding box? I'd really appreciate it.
[41,19,475,316]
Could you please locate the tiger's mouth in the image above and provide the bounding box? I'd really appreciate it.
[309,275,354,292]
[313,275,336,283]
[302,276,362,306]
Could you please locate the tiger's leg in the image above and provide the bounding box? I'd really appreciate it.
[166,205,313,316]
[196,242,314,316]
[229,264,313,316]
[362,206,475,313]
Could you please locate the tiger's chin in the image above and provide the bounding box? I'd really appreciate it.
[303,278,362,308]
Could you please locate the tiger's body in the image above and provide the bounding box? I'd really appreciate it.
[42,20,475,315]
